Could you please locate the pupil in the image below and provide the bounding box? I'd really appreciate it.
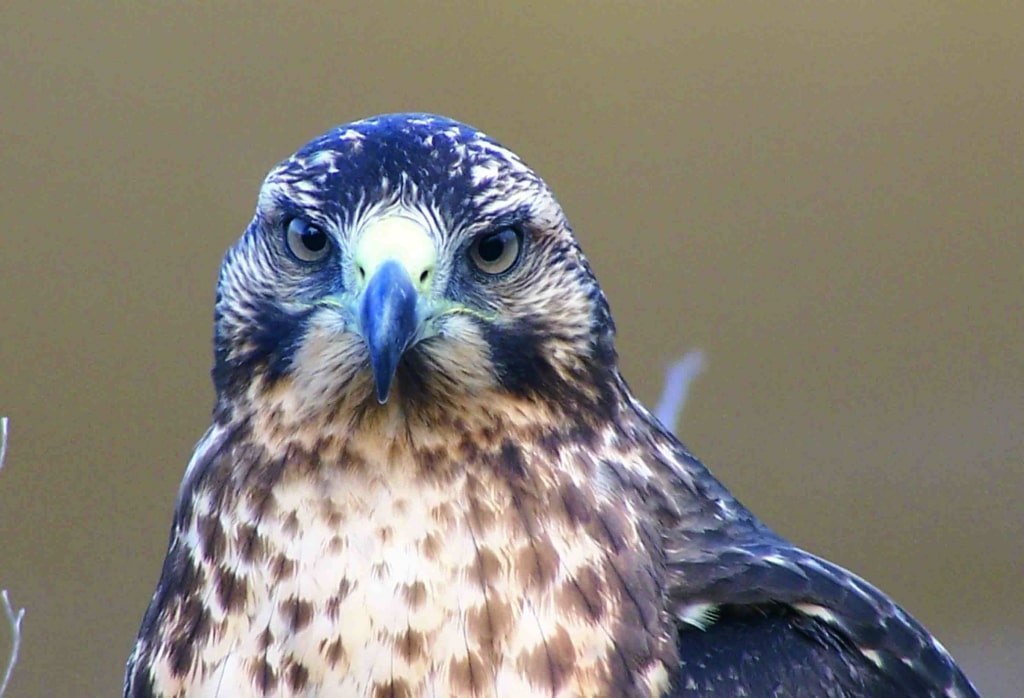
[479,234,505,262]
[302,229,326,252]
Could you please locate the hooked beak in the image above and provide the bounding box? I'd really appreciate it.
[359,260,419,403]
[352,215,437,403]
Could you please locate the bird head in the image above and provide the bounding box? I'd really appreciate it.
[212,114,618,425]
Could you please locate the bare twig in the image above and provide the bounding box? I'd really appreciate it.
[653,350,706,432]
[0,591,23,698]
[0,418,24,698]
[0,417,7,475]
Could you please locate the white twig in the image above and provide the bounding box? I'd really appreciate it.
[0,417,7,474]
[0,591,23,698]
[653,350,706,433]
[1,419,23,698]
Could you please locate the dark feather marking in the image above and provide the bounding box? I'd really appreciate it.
[556,478,594,528]
[373,679,413,698]
[457,432,481,463]
[213,297,313,397]
[448,651,487,695]
[283,596,314,632]
[496,438,526,479]
[285,662,310,692]
[252,655,278,693]
[415,444,445,471]
[247,450,291,499]
[281,509,300,537]
[482,318,615,418]
[396,627,427,663]
[237,522,269,564]
[321,636,346,668]
[214,565,248,613]
[514,530,560,592]
[258,626,274,650]
[169,592,212,676]
[544,624,578,691]
[324,580,352,618]
[196,513,226,563]
[517,633,573,694]
[559,565,607,623]
[535,428,564,459]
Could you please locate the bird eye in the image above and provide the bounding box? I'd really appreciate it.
[469,228,522,275]
[286,218,331,262]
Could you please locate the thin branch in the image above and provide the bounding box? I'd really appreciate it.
[0,419,23,698]
[0,417,7,475]
[653,350,706,433]
[0,591,23,698]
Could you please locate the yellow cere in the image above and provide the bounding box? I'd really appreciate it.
[354,215,438,293]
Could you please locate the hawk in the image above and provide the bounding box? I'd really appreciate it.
[125,114,979,697]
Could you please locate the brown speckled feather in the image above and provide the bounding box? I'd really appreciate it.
[128,392,677,697]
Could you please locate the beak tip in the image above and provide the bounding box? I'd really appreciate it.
[375,377,392,404]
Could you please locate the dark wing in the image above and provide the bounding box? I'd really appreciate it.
[665,537,980,697]
[672,602,901,697]
[625,394,981,698]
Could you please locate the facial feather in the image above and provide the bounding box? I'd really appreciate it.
[212,114,613,423]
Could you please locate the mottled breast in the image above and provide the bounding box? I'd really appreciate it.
[152,421,674,697]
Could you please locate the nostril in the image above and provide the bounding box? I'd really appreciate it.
[358,265,366,281]
[419,268,431,284]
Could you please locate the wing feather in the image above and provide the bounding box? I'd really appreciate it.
[651,429,979,697]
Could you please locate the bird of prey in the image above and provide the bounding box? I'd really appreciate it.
[125,113,979,697]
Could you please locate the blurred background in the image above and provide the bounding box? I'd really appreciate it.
[1,3,1021,695]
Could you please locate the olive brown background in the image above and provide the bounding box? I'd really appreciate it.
[1,4,1021,696]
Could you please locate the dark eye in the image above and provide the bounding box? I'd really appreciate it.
[286,218,331,262]
[469,228,522,275]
